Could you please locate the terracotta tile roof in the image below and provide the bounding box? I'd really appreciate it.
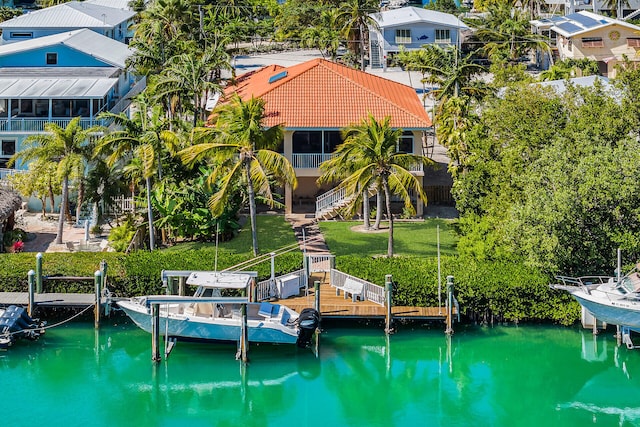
[224,58,432,129]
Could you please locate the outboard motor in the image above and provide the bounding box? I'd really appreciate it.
[0,306,46,349]
[296,308,320,348]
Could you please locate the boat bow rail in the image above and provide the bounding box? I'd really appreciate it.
[552,276,612,294]
[141,296,249,307]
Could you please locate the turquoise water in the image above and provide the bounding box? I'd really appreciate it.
[2,315,640,427]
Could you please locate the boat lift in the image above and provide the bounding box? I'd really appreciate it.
[144,295,250,363]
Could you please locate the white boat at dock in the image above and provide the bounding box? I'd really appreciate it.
[553,267,640,331]
[117,271,319,347]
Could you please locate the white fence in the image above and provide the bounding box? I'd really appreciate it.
[291,153,334,169]
[255,269,307,301]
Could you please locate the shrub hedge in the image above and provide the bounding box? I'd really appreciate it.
[0,251,580,325]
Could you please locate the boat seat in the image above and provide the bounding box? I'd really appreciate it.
[194,303,214,317]
[258,302,276,319]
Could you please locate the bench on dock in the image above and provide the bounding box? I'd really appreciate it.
[334,277,364,302]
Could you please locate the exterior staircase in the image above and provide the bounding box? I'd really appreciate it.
[315,186,355,220]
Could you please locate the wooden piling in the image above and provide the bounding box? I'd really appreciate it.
[445,275,454,335]
[239,303,248,363]
[151,304,161,362]
[27,270,35,317]
[178,277,186,296]
[385,274,393,334]
[314,280,320,312]
[94,270,101,329]
[35,252,43,293]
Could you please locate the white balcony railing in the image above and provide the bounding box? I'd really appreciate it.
[291,153,334,169]
[0,167,24,180]
[0,117,112,132]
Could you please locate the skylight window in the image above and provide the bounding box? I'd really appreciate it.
[268,71,287,84]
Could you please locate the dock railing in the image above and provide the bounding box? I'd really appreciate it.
[255,269,307,301]
[330,269,385,306]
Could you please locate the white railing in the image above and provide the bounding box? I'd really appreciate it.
[105,196,136,216]
[315,186,347,216]
[0,117,111,132]
[255,269,306,301]
[291,153,334,169]
[0,168,24,181]
[109,76,147,115]
[307,254,334,273]
[408,163,423,173]
[330,269,386,306]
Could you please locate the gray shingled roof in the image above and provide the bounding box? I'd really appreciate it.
[0,1,135,29]
[370,6,468,30]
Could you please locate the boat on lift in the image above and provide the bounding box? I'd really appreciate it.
[117,271,319,348]
[553,265,640,331]
[0,305,46,349]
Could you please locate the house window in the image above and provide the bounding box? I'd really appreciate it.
[435,29,451,44]
[627,37,640,47]
[293,131,323,153]
[581,37,604,48]
[1,139,15,157]
[324,131,342,153]
[395,29,411,44]
[46,52,57,65]
[10,32,32,39]
[0,99,7,118]
[398,132,413,153]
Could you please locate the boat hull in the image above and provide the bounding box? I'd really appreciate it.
[118,300,299,345]
[571,292,640,330]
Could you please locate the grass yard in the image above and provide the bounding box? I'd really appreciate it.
[162,215,298,254]
[319,219,458,258]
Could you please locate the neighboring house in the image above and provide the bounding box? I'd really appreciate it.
[221,58,433,216]
[564,0,640,18]
[531,11,640,76]
[0,1,136,44]
[368,6,469,69]
[0,29,145,170]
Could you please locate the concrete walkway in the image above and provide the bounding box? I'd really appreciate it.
[15,211,111,253]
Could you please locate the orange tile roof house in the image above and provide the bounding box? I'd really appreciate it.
[221,58,433,216]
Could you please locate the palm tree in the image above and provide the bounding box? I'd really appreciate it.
[180,95,297,256]
[95,97,179,250]
[335,0,379,70]
[9,117,96,245]
[318,114,431,257]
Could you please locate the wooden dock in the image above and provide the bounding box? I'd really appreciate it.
[273,280,451,321]
[0,292,96,307]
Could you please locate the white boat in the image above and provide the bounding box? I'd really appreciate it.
[117,271,319,347]
[553,268,640,330]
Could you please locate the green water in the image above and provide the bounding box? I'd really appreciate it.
[2,315,640,427]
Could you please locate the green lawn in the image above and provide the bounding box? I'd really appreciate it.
[319,219,458,258]
[162,215,298,254]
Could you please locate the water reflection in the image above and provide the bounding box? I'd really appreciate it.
[557,330,640,425]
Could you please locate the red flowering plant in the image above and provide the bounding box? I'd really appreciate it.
[12,241,24,253]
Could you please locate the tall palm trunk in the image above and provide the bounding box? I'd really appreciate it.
[245,160,259,257]
[383,178,393,258]
[75,178,85,226]
[146,176,156,250]
[56,176,69,245]
[363,188,370,229]
[373,183,383,230]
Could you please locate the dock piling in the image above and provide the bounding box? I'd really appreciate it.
[27,270,35,317]
[151,304,161,362]
[385,274,394,334]
[35,252,43,293]
[445,275,454,335]
[94,270,102,329]
[314,280,320,312]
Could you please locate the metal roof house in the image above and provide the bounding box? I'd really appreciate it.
[0,1,136,44]
[0,29,145,171]
[222,58,433,216]
[531,11,640,76]
[368,6,468,69]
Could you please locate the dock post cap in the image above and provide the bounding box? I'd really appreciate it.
[28,269,35,276]
[94,270,101,277]
[36,252,43,258]
[446,275,454,282]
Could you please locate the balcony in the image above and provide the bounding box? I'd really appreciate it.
[291,153,335,169]
[0,117,112,132]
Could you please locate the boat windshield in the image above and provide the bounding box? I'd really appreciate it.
[194,287,222,298]
[620,273,640,293]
